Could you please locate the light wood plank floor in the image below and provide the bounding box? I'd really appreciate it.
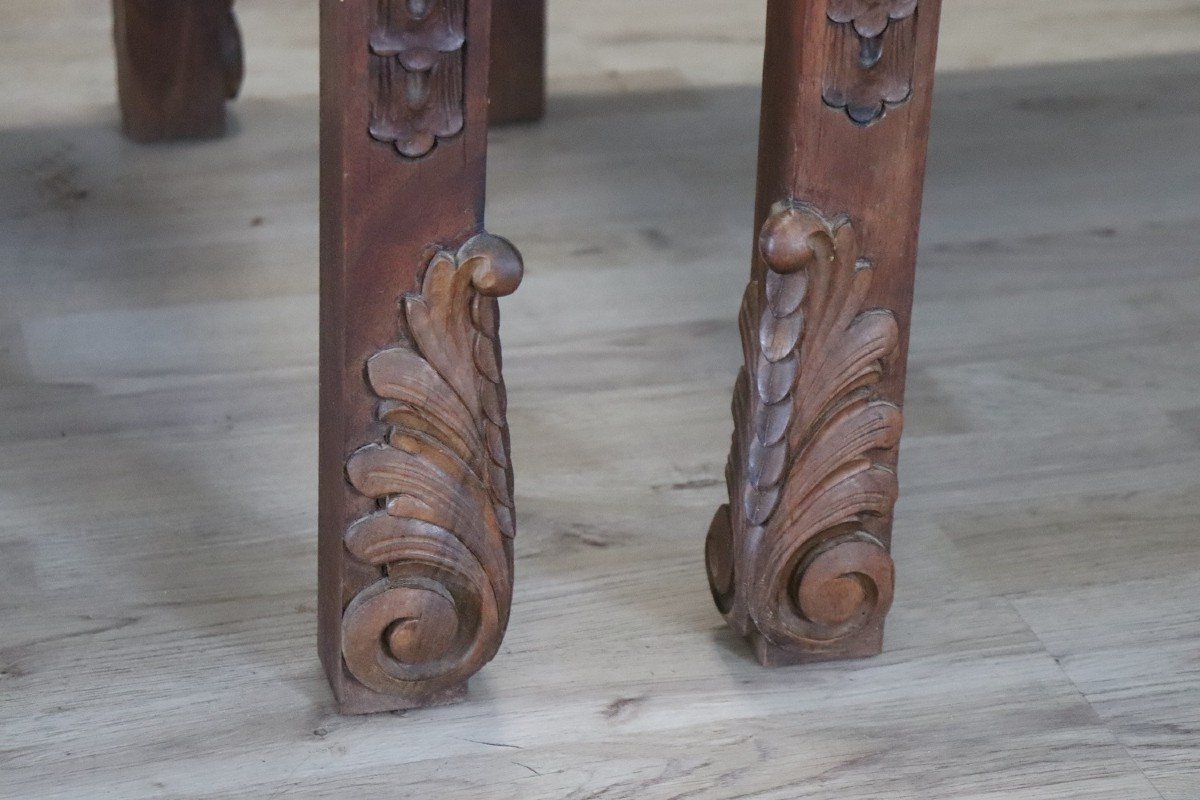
[2,2,1199,798]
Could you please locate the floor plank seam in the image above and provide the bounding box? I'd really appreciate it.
[1007,597,1170,800]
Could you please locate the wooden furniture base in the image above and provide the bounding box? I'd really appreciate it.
[705,0,941,665]
[317,0,526,715]
[112,0,940,711]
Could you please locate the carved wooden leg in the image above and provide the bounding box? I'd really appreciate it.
[319,0,521,714]
[112,0,243,141]
[488,0,546,123]
[706,0,942,666]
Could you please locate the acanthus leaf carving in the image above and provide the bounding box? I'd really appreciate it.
[707,201,900,662]
[341,232,523,697]
[823,0,919,125]
[369,0,466,158]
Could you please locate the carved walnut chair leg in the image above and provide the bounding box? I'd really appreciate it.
[488,0,546,124]
[706,0,942,666]
[319,0,522,713]
[112,0,243,141]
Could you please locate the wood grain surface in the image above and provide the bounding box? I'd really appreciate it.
[318,0,523,714]
[112,0,242,141]
[706,0,941,665]
[2,1,1199,797]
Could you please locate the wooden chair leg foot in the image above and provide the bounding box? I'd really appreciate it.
[335,683,469,716]
[707,0,942,665]
[751,629,884,668]
[319,0,520,714]
[112,0,243,141]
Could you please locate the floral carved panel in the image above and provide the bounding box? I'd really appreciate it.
[822,0,920,125]
[368,0,466,158]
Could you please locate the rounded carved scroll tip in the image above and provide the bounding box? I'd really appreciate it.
[382,587,460,664]
[397,133,437,159]
[792,533,895,632]
[340,525,503,698]
[458,233,524,297]
[759,206,834,276]
[705,504,735,612]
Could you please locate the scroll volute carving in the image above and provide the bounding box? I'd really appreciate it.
[369,0,467,157]
[341,233,523,699]
[823,0,919,125]
[707,202,901,664]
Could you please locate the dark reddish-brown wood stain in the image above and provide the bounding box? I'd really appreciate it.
[111,0,940,712]
[705,0,941,665]
[318,0,522,714]
[112,0,242,141]
[488,0,546,124]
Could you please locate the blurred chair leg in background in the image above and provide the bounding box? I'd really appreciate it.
[112,0,243,141]
[489,0,546,124]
